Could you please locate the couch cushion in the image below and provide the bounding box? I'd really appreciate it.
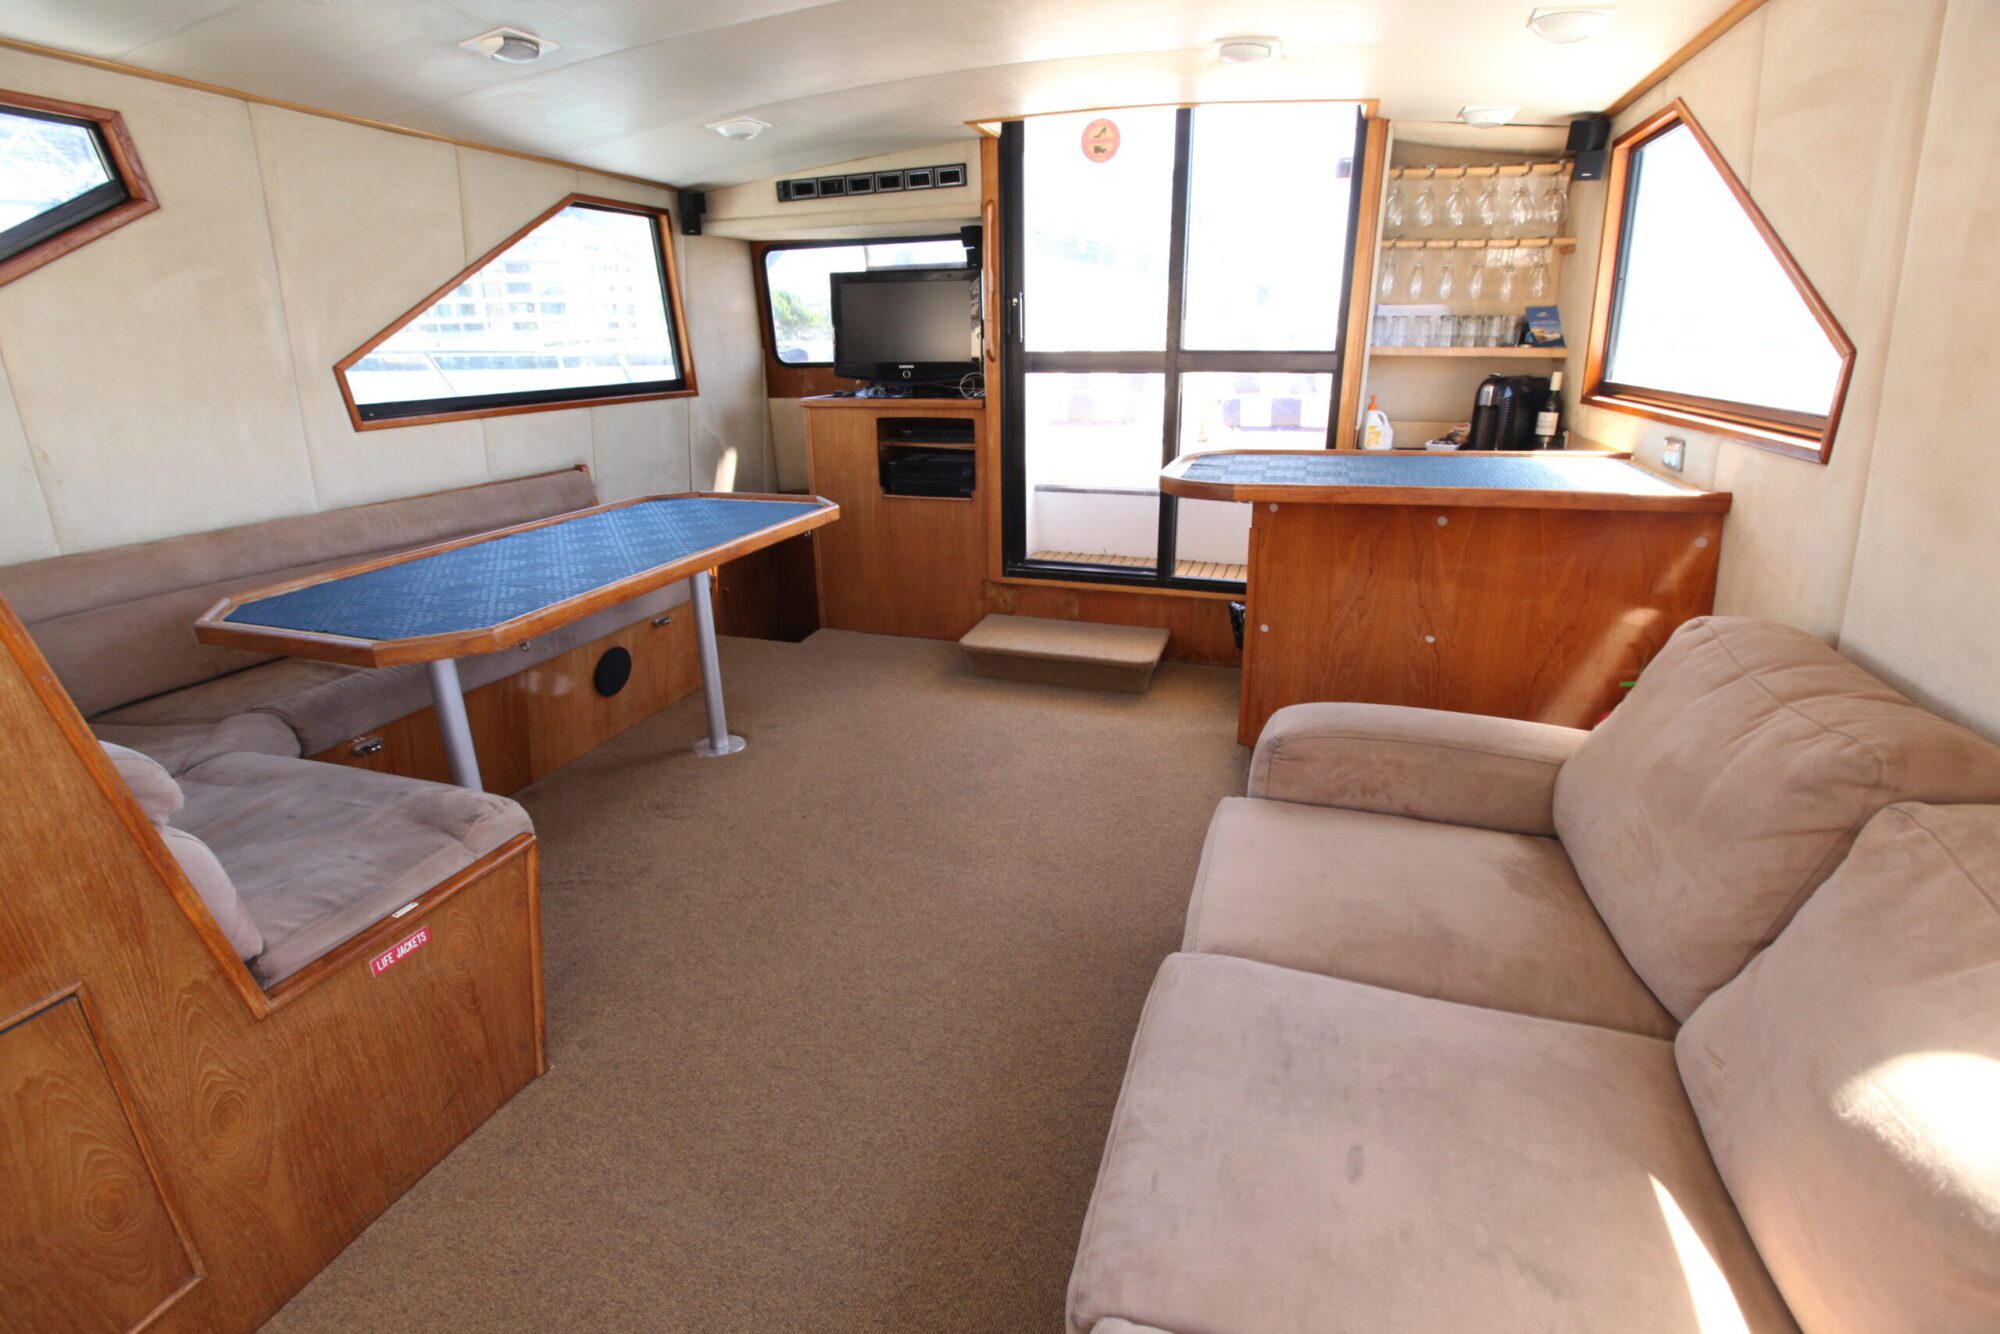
[1067,953,1794,1334]
[99,741,264,960]
[1184,798,1674,1036]
[94,713,301,776]
[1677,803,2000,1334]
[176,751,532,985]
[94,582,686,755]
[1,468,597,717]
[1554,616,2000,1020]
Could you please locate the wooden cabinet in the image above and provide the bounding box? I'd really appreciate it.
[804,397,988,640]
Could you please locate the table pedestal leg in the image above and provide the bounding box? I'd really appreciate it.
[689,569,746,757]
[425,657,484,790]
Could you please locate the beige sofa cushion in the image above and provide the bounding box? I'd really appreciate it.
[1678,803,2000,1334]
[1248,702,1588,836]
[94,713,301,776]
[1185,798,1673,1036]
[1067,953,1794,1334]
[0,468,597,717]
[100,741,264,961]
[176,751,532,985]
[1554,616,2000,1019]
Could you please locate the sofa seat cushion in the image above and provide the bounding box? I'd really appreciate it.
[94,583,686,756]
[1555,616,2000,1020]
[1677,804,2000,1333]
[1185,798,1674,1036]
[1067,953,1795,1334]
[175,752,532,985]
[93,713,302,776]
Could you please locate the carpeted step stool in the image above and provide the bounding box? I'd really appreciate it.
[959,614,1171,694]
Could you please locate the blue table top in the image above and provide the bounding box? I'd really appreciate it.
[1175,451,1692,495]
[226,496,829,642]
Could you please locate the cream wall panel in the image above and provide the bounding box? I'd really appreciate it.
[0,352,57,563]
[482,409,595,481]
[1839,0,2000,737]
[454,149,578,258]
[768,396,809,492]
[250,103,487,510]
[591,399,692,502]
[0,51,318,554]
[681,236,773,493]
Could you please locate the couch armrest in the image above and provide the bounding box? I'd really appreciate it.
[1247,703,1588,836]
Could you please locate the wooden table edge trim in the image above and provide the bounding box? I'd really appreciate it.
[194,492,839,667]
[1159,451,1730,513]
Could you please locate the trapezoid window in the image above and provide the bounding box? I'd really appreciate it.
[0,90,157,286]
[1584,100,1853,463]
[336,193,694,429]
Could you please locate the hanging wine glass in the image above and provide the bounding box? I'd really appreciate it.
[1413,176,1437,227]
[1444,179,1468,228]
[1528,247,1551,300]
[1474,178,1498,230]
[1378,251,1398,301]
[1497,253,1517,304]
[1406,256,1426,300]
[1540,178,1568,231]
[1437,259,1455,301]
[1467,255,1486,300]
[1386,180,1406,230]
[1506,177,1532,233]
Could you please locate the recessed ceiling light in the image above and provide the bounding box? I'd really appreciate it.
[1527,7,1615,43]
[1459,106,1520,128]
[459,26,558,63]
[1216,37,1281,64]
[708,117,770,142]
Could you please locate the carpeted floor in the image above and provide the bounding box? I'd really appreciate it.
[267,629,1247,1332]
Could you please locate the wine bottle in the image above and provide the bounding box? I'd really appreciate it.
[1533,371,1565,450]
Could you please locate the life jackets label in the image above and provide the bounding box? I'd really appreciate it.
[371,925,430,976]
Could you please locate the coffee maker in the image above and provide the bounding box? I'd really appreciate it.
[1467,374,1550,451]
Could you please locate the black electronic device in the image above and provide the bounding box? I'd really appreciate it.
[959,222,983,273]
[679,190,706,236]
[1566,114,1613,180]
[1467,375,1551,451]
[880,448,975,498]
[831,266,980,385]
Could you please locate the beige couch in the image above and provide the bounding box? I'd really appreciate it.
[1069,617,2000,1333]
[0,470,658,987]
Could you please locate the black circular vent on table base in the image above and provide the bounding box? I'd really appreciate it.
[593,646,633,697]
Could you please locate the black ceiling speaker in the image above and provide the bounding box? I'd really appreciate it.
[1567,114,1613,181]
[959,222,982,271]
[593,646,633,697]
[680,190,706,235]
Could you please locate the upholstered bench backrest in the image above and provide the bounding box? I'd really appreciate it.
[0,468,598,718]
[1554,615,2000,1020]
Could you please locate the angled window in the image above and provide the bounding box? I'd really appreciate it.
[336,193,694,430]
[0,90,157,286]
[761,236,968,365]
[1584,100,1853,462]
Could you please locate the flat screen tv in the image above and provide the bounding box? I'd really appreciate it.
[830,266,979,385]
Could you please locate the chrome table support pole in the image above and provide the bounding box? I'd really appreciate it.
[689,569,746,757]
[425,657,484,789]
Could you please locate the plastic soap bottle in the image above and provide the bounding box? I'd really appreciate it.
[1363,395,1394,452]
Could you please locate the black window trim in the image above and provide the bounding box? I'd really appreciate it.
[999,106,1371,594]
[336,194,697,430]
[760,232,971,370]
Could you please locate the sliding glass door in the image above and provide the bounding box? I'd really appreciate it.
[1000,102,1367,590]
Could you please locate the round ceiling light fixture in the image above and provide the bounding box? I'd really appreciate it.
[1527,7,1615,43]
[1459,106,1520,129]
[459,26,559,63]
[707,117,771,142]
[1215,37,1281,64]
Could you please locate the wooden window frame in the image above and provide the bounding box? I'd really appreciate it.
[334,192,697,432]
[0,90,158,288]
[1582,99,1854,464]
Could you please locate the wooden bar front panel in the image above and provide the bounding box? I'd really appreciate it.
[1239,501,1723,743]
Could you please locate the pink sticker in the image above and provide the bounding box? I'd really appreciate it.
[1081,118,1120,164]
[371,925,430,976]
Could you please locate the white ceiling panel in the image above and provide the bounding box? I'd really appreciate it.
[0,0,1742,186]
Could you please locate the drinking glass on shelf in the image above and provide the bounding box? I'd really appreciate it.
[1406,256,1426,300]
[1410,315,1433,347]
[1378,252,1398,301]
[1386,180,1406,229]
[1481,314,1505,347]
[1437,259,1455,301]
[1444,179,1468,228]
[1389,314,1408,346]
[1454,315,1477,348]
[1413,178,1437,227]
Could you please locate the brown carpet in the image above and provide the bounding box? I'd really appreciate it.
[266,629,1246,1332]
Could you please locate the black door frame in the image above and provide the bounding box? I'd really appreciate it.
[999,106,1372,592]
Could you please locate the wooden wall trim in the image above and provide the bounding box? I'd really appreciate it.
[0,88,160,288]
[0,36,680,192]
[1335,114,1390,451]
[1604,0,1772,118]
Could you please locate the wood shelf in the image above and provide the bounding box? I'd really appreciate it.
[1369,346,1569,359]
[1385,236,1577,251]
[1389,161,1572,180]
